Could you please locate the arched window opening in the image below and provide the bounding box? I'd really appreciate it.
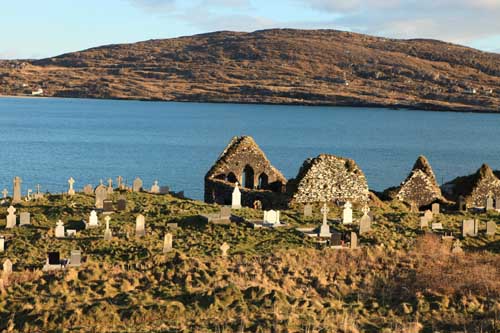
[258,173,269,189]
[242,165,255,189]
[227,172,237,183]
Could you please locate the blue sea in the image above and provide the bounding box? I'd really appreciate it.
[1,97,499,200]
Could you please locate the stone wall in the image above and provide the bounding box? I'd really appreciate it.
[289,154,369,204]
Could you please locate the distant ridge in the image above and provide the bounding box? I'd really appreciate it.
[1,28,499,112]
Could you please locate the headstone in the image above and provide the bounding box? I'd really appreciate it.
[303,204,312,218]
[486,221,497,236]
[220,242,230,257]
[319,203,331,237]
[160,186,170,194]
[2,259,12,276]
[48,252,60,265]
[151,181,160,194]
[462,219,478,237]
[104,216,112,240]
[69,250,81,267]
[5,206,16,229]
[55,220,65,238]
[67,177,75,196]
[88,210,99,227]
[83,184,93,195]
[458,195,466,211]
[220,206,231,219]
[263,210,280,225]
[66,229,76,237]
[423,210,433,221]
[0,236,4,252]
[431,222,443,230]
[350,232,358,249]
[359,211,372,235]
[19,212,30,226]
[136,214,145,237]
[12,176,22,204]
[103,199,114,213]
[34,184,44,200]
[486,196,494,211]
[1,189,7,199]
[133,177,143,192]
[95,184,107,209]
[231,183,241,209]
[163,233,173,253]
[451,240,464,255]
[331,232,342,246]
[116,196,127,211]
[420,216,429,229]
[117,176,124,190]
[431,203,440,215]
[107,178,113,194]
[342,201,352,224]
[496,197,500,210]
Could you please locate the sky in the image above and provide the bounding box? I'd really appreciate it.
[1,0,499,59]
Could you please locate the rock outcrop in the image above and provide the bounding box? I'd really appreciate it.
[289,154,369,204]
[395,156,442,207]
[204,136,287,209]
[441,163,500,207]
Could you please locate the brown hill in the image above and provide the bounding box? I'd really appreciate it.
[1,29,499,112]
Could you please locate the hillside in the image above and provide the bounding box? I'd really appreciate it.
[1,29,500,112]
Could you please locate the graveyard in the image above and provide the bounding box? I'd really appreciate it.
[0,174,498,333]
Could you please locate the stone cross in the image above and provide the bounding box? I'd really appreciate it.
[117,176,123,189]
[163,233,173,253]
[12,176,22,204]
[68,177,75,196]
[2,189,7,199]
[151,180,160,194]
[231,182,241,209]
[362,205,370,215]
[319,203,331,237]
[55,220,65,238]
[220,242,230,257]
[107,178,113,194]
[320,203,329,225]
[6,206,16,229]
[342,201,353,225]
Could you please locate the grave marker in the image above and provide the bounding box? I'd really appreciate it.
[104,216,112,240]
[319,203,331,237]
[486,196,494,211]
[83,184,93,195]
[486,221,497,236]
[103,199,114,213]
[342,202,352,224]
[263,210,280,225]
[88,210,99,227]
[136,214,145,237]
[68,177,75,196]
[5,206,16,229]
[231,183,241,209]
[55,220,65,238]
[116,196,127,211]
[431,203,440,215]
[303,204,313,218]
[107,178,114,194]
[133,177,143,192]
[19,212,30,226]
[462,219,478,237]
[163,233,173,253]
[0,236,4,253]
[95,183,107,209]
[220,242,230,257]
[350,232,358,249]
[151,181,160,194]
[12,176,22,204]
[69,250,82,267]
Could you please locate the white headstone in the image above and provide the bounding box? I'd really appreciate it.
[20,212,30,226]
[133,177,143,192]
[136,214,145,237]
[0,236,4,253]
[263,210,280,224]
[163,233,173,253]
[88,210,99,227]
[342,202,353,225]
[220,242,230,257]
[231,183,241,209]
[68,177,75,196]
[151,181,160,194]
[319,203,331,237]
[5,206,16,229]
[94,184,107,209]
[104,216,112,240]
[55,220,65,238]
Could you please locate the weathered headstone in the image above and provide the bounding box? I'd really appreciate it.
[83,184,93,195]
[0,236,4,253]
[486,196,494,211]
[420,216,429,229]
[462,219,478,237]
[66,229,76,237]
[133,177,143,192]
[5,206,16,229]
[55,220,65,238]
[220,242,230,257]
[451,239,464,255]
[95,184,107,209]
[107,178,113,194]
[342,201,352,224]
[350,232,358,249]
[2,259,12,276]
[104,216,112,240]
[67,177,75,196]
[88,210,99,227]
[12,176,22,204]
[163,233,173,253]
[263,210,280,225]
[151,181,160,194]
[303,204,312,218]
[19,212,30,226]
[103,199,114,213]
[319,203,331,237]
[69,250,81,267]
[135,214,145,237]
[331,232,342,246]
[486,221,497,236]
[220,206,231,219]
[431,203,440,215]
[117,176,124,190]
[359,210,372,235]
[116,196,127,211]
[167,223,178,230]
[496,197,500,210]
[231,183,241,209]
[423,210,433,221]
[431,222,443,230]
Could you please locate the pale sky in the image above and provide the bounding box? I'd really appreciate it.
[1,0,499,59]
